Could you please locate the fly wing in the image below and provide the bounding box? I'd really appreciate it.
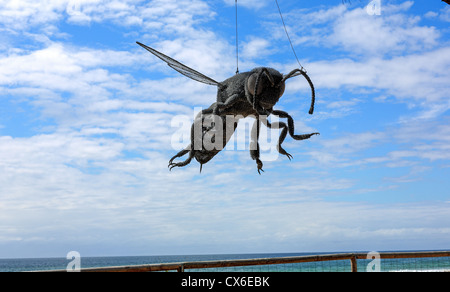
[137,41,219,86]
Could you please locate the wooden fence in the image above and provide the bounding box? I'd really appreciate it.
[41,250,450,272]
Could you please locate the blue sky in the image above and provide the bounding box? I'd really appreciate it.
[0,0,450,259]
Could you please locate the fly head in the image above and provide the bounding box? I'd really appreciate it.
[246,68,285,112]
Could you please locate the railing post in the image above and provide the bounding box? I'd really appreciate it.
[350,255,358,272]
[177,264,185,272]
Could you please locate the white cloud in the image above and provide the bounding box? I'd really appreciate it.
[154,36,235,79]
[266,3,450,125]
[0,0,66,30]
[301,131,387,170]
[426,5,450,22]
[387,119,450,164]
[241,37,273,60]
[0,43,140,89]
[321,131,386,154]
[0,0,217,45]
[440,6,450,22]
[306,47,450,114]
[223,0,270,10]
[300,117,450,184]
[277,2,440,57]
[330,6,440,55]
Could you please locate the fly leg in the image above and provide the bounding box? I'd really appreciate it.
[212,94,240,116]
[272,110,320,141]
[168,147,190,169]
[260,115,293,160]
[168,107,213,170]
[169,151,194,170]
[262,111,319,160]
[250,118,264,174]
[168,145,195,171]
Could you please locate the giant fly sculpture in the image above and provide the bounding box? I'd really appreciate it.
[137,41,319,174]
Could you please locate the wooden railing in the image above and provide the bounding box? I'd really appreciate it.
[39,250,450,272]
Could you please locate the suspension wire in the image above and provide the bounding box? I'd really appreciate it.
[235,0,239,74]
[275,0,305,72]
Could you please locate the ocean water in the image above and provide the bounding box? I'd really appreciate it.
[1,252,449,272]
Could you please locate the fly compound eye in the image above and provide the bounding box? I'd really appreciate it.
[278,82,286,98]
[247,73,264,96]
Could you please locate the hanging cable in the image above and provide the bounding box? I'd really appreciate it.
[235,0,239,74]
[275,0,305,72]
